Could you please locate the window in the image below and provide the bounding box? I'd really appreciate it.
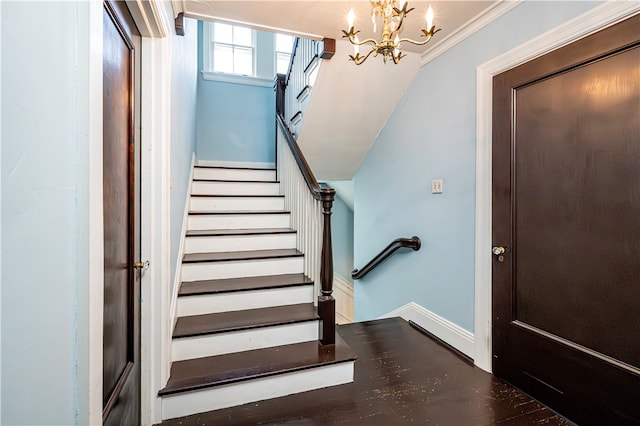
[275,34,294,75]
[210,22,255,76]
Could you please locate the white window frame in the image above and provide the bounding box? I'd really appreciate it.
[203,21,257,77]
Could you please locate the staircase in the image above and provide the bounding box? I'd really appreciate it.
[159,164,356,421]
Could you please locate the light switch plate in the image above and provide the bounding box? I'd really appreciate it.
[432,179,443,194]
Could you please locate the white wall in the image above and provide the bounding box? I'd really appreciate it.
[1,1,99,424]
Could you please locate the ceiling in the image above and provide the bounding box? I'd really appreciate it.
[175,1,495,54]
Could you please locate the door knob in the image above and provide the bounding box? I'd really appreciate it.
[134,260,150,270]
[492,246,506,256]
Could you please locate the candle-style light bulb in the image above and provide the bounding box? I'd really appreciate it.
[347,9,355,29]
[354,35,360,55]
[399,0,406,10]
[426,5,434,30]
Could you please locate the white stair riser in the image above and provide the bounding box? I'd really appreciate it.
[190,197,284,212]
[182,257,304,282]
[192,181,279,196]
[177,286,314,316]
[187,214,290,231]
[172,321,319,361]
[162,361,355,420]
[185,233,296,254]
[194,168,276,182]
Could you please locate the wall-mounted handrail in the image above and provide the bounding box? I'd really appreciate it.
[352,236,421,280]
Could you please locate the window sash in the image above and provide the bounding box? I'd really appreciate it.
[208,20,256,76]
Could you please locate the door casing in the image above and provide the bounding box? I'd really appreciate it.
[83,1,173,424]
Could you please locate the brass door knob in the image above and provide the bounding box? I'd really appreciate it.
[134,260,150,270]
[492,246,506,256]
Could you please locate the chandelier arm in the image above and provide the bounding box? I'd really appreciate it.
[350,47,376,65]
[392,7,412,34]
[398,28,441,46]
[397,37,432,46]
[349,36,379,47]
[392,52,406,64]
[341,29,378,47]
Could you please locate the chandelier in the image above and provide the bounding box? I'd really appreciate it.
[342,1,441,65]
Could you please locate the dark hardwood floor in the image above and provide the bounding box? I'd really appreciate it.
[159,317,571,425]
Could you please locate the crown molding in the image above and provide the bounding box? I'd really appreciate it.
[421,0,523,67]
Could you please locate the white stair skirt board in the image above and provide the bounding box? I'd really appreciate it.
[182,257,304,282]
[161,361,355,420]
[192,181,279,196]
[177,286,314,317]
[187,213,290,231]
[189,196,284,212]
[193,167,276,182]
[381,302,475,359]
[333,274,354,324]
[171,321,319,361]
[185,233,296,254]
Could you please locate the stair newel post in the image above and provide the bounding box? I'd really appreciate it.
[318,188,336,345]
[274,74,286,118]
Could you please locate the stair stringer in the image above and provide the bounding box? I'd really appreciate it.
[169,153,196,340]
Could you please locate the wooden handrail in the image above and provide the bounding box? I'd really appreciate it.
[275,115,335,203]
[285,38,300,87]
[352,236,421,280]
[275,75,336,345]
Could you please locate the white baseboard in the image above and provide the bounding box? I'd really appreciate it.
[170,153,196,333]
[380,302,474,359]
[196,159,275,169]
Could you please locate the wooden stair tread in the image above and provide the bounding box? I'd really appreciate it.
[189,210,289,215]
[195,165,275,171]
[173,303,318,338]
[179,273,313,296]
[190,194,284,198]
[158,334,357,396]
[186,228,295,237]
[193,179,279,184]
[183,249,303,263]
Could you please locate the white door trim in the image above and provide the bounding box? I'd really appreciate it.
[86,1,104,423]
[474,2,640,373]
[125,1,173,425]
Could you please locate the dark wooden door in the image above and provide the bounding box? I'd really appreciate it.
[492,15,640,425]
[103,1,141,424]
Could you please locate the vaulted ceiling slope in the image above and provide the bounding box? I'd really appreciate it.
[174,0,497,179]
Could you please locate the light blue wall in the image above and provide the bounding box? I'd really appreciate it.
[353,1,603,330]
[1,2,198,423]
[332,195,354,282]
[170,13,198,290]
[196,21,276,163]
[1,2,90,423]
